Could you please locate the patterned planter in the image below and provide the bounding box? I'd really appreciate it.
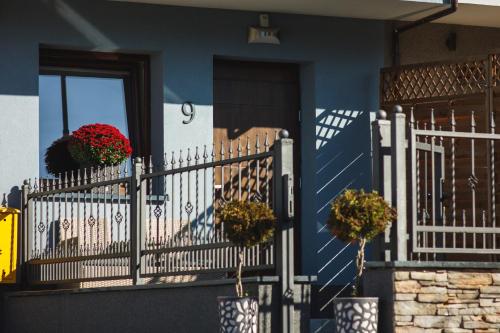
[218,296,258,333]
[333,297,378,333]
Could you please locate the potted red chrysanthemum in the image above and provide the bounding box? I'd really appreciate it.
[67,124,132,180]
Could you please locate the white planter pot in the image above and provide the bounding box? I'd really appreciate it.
[333,297,378,333]
[218,296,258,333]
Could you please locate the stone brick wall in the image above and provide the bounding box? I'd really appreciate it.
[364,266,500,333]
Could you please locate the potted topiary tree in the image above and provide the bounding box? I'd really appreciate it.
[217,200,276,333]
[327,189,396,333]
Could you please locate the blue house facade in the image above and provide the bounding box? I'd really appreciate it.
[2,0,500,329]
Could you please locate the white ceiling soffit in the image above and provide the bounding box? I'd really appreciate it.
[113,0,500,28]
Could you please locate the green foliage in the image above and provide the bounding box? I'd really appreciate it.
[327,189,396,243]
[218,201,276,248]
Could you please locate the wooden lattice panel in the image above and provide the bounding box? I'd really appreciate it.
[381,58,490,104]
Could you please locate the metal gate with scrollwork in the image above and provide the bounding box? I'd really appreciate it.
[374,54,500,261]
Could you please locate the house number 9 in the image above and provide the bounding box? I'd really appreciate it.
[181,102,196,124]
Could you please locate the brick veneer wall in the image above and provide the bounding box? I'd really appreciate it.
[364,265,500,333]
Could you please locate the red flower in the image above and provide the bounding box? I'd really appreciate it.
[68,124,132,166]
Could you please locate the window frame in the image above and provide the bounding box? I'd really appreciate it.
[39,48,151,158]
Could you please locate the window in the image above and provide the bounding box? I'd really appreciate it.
[39,48,150,177]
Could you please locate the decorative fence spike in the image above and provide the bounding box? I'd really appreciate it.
[203,145,208,163]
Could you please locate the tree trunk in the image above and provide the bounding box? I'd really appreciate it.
[235,248,245,297]
[353,238,367,296]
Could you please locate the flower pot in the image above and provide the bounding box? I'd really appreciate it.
[218,296,258,333]
[333,297,378,333]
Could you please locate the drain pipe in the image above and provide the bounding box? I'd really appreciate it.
[393,0,458,65]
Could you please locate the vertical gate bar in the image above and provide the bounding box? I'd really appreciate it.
[52,178,56,257]
[490,111,496,251]
[423,124,429,255]
[124,173,130,276]
[130,157,143,285]
[273,130,295,333]
[83,170,88,255]
[237,138,242,201]
[246,136,251,201]
[256,135,261,196]
[486,55,494,246]
[156,167,161,249]
[97,168,101,255]
[483,210,487,249]
[171,152,176,245]
[203,145,208,244]
[195,147,200,245]
[21,180,30,285]
[409,109,418,259]
[265,133,270,205]
[220,140,225,202]
[229,140,233,202]
[451,110,457,249]
[217,144,223,243]
[148,157,153,249]
[33,179,37,259]
[416,121,421,259]
[187,149,193,269]
[90,169,95,258]
[430,109,437,255]
[163,155,168,247]
[471,112,477,249]
[179,151,184,246]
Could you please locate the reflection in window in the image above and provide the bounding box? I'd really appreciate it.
[39,75,128,177]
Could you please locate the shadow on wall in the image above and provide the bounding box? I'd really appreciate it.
[2,187,21,209]
[313,108,373,318]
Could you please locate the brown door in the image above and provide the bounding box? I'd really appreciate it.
[213,59,301,266]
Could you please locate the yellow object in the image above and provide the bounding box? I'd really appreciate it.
[0,207,19,284]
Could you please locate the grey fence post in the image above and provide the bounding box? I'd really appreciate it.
[130,157,143,285]
[273,130,295,333]
[20,179,30,285]
[371,110,393,261]
[391,105,408,261]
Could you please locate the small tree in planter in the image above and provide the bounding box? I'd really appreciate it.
[217,200,276,333]
[327,189,395,333]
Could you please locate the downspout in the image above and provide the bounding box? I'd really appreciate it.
[393,0,458,65]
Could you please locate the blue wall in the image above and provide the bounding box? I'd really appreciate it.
[0,0,386,296]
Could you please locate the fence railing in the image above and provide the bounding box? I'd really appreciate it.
[372,106,500,261]
[20,132,295,286]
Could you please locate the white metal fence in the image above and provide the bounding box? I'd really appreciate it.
[21,132,295,285]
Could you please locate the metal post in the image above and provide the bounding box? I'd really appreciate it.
[391,105,408,261]
[273,129,295,333]
[130,157,143,285]
[371,110,392,261]
[20,180,30,285]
